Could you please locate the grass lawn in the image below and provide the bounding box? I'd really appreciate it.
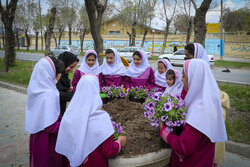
[214,60,250,69]
[0,59,35,86]
[0,59,249,144]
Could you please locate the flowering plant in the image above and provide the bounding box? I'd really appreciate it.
[126,86,148,101]
[110,117,126,141]
[101,86,126,99]
[144,92,187,132]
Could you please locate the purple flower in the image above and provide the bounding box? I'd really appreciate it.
[168,98,172,103]
[175,94,181,99]
[107,94,110,98]
[170,102,174,108]
[117,123,123,133]
[134,96,137,99]
[112,121,117,128]
[161,115,168,122]
[119,93,125,98]
[144,112,150,117]
[164,102,172,111]
[139,86,143,89]
[152,92,161,101]
[108,91,112,94]
[148,102,155,109]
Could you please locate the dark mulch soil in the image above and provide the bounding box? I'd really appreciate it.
[102,98,167,158]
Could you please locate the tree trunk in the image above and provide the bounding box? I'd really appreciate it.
[3,20,16,71]
[85,0,107,65]
[141,29,148,48]
[131,22,136,46]
[25,29,30,51]
[1,25,4,48]
[186,17,192,44]
[193,0,212,47]
[0,0,18,72]
[35,31,39,50]
[127,31,132,46]
[41,32,43,50]
[68,26,71,45]
[16,29,20,50]
[45,7,56,56]
[160,22,170,55]
[58,28,64,46]
[38,0,43,50]
[53,32,57,48]
[80,28,87,53]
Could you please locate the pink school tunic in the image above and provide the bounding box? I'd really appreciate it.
[101,75,124,88]
[124,67,155,89]
[79,135,120,167]
[161,124,215,167]
[29,117,62,167]
[181,87,187,100]
[72,69,102,92]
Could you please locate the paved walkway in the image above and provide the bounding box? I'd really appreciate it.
[0,87,249,167]
[0,87,29,167]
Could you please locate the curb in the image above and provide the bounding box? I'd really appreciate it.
[0,81,250,158]
[0,81,27,94]
[226,141,250,159]
[217,80,250,87]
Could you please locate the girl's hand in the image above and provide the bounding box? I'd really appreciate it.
[68,86,73,92]
[118,136,127,147]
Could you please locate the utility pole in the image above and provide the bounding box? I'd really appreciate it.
[220,0,223,60]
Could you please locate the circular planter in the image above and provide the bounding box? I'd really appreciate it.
[109,148,172,167]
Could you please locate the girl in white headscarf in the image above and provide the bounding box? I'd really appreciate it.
[56,74,127,167]
[154,59,173,92]
[72,50,102,91]
[100,48,126,88]
[163,69,184,97]
[159,59,227,167]
[184,43,210,63]
[181,43,210,100]
[124,50,155,89]
[25,56,64,167]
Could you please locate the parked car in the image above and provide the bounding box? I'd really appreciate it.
[158,49,215,66]
[119,47,152,62]
[50,45,80,58]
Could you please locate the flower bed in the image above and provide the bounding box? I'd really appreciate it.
[102,99,167,157]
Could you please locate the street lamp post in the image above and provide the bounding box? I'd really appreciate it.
[152,29,155,56]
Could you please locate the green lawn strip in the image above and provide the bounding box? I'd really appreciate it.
[0,58,35,86]
[225,116,250,144]
[219,83,250,113]
[214,60,250,68]
[151,56,158,60]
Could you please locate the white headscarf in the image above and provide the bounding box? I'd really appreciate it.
[55,74,114,167]
[126,50,150,77]
[154,59,173,87]
[184,59,227,142]
[78,50,102,75]
[163,69,183,96]
[101,48,126,75]
[194,43,210,63]
[25,57,60,134]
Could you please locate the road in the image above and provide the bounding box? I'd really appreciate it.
[0,87,249,167]
[1,51,250,84]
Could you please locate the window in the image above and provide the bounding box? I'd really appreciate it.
[109,31,120,35]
